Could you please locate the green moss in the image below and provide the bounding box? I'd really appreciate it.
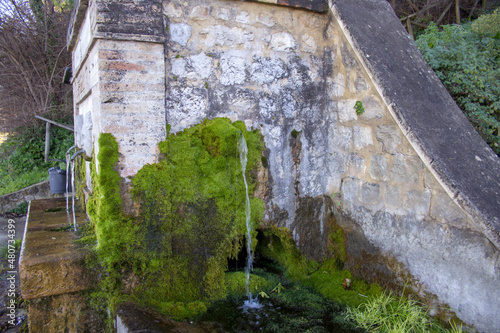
[126,118,265,316]
[257,227,382,310]
[328,224,347,269]
[224,271,269,297]
[74,155,87,211]
[306,259,382,308]
[257,227,319,282]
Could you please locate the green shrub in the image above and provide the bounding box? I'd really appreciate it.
[0,121,74,195]
[416,10,500,156]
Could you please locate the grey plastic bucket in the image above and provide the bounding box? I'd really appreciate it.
[48,167,71,194]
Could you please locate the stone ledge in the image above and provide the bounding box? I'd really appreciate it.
[330,0,500,250]
[236,0,328,12]
[0,181,65,214]
[19,198,91,300]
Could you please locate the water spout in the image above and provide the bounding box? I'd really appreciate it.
[66,145,78,212]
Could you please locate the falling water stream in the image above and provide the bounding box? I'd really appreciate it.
[238,134,262,311]
[71,159,77,231]
[65,148,78,231]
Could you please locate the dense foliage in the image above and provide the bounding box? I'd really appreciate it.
[416,9,500,155]
[0,124,74,195]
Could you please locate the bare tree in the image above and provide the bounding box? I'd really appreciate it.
[388,0,500,38]
[0,0,72,133]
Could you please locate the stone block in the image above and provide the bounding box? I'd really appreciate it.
[190,6,210,20]
[251,56,286,84]
[27,292,93,333]
[361,181,380,206]
[384,185,405,215]
[340,177,361,210]
[369,154,389,181]
[220,50,247,85]
[270,32,296,52]
[340,42,357,70]
[337,100,357,123]
[331,125,352,151]
[353,72,368,92]
[327,73,345,98]
[360,97,385,120]
[257,13,276,27]
[99,60,146,72]
[376,124,403,154]
[353,125,373,150]
[406,189,431,219]
[236,10,250,23]
[301,34,317,53]
[201,25,254,47]
[216,8,231,21]
[163,2,182,18]
[170,23,192,46]
[390,154,422,184]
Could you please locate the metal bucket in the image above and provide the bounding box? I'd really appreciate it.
[48,167,71,194]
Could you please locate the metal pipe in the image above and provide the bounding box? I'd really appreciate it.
[66,145,78,155]
[70,149,85,161]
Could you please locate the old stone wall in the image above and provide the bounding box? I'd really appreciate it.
[163,1,499,329]
[67,0,500,330]
[70,0,166,208]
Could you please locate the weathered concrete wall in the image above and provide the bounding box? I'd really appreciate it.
[68,0,500,330]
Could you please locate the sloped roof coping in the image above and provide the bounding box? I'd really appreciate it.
[330,0,500,250]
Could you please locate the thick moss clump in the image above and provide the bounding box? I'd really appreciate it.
[86,134,139,270]
[131,118,265,312]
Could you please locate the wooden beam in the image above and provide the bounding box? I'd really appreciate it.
[35,115,74,131]
[407,18,414,40]
[44,122,51,163]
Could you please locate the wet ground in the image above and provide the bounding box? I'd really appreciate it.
[0,212,27,332]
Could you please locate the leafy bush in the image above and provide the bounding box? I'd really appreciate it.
[0,122,74,195]
[416,9,500,156]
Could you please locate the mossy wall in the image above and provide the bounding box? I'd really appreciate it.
[86,118,265,317]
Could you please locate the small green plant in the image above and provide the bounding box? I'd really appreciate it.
[345,290,446,332]
[8,201,29,215]
[291,129,300,138]
[271,282,285,294]
[1,238,22,259]
[354,101,365,116]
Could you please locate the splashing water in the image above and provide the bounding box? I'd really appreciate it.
[238,134,262,310]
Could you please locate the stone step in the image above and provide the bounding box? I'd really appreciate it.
[20,198,90,299]
[116,302,223,333]
[19,198,94,332]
